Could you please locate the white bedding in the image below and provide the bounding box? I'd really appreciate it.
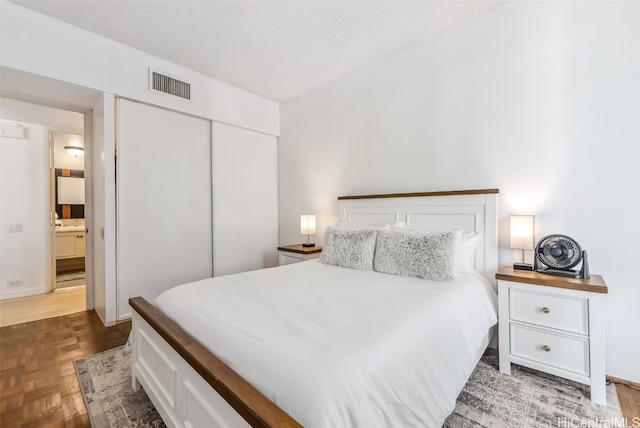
[155,260,497,428]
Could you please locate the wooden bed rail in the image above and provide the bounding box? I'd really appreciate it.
[129,297,303,428]
[337,188,499,200]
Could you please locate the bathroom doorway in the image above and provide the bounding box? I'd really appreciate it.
[0,98,88,327]
[51,131,86,291]
[0,68,108,327]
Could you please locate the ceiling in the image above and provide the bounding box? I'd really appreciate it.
[9,1,510,102]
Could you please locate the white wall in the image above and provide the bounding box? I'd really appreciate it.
[279,1,640,382]
[0,98,84,132]
[0,121,50,299]
[0,2,279,136]
[0,98,84,300]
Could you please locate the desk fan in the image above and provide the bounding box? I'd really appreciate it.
[533,234,590,279]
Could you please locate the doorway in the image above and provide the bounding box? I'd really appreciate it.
[51,132,86,291]
[0,68,109,326]
[0,98,88,327]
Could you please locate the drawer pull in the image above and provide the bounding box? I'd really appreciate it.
[543,345,551,352]
[542,307,550,314]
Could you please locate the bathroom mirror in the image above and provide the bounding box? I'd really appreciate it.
[57,176,85,204]
[55,168,85,219]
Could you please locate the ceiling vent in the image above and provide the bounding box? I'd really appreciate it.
[149,69,191,100]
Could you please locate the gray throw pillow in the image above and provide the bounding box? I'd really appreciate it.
[320,227,377,271]
[374,228,459,281]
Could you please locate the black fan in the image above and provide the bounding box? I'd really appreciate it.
[534,234,590,278]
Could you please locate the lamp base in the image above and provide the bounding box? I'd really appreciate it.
[513,262,534,271]
[302,243,316,248]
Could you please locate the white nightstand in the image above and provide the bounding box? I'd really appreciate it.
[496,266,608,405]
[277,244,322,266]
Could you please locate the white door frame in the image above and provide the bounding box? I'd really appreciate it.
[83,111,95,310]
[47,130,56,292]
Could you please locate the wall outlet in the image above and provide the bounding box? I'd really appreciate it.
[7,279,23,287]
[9,223,23,233]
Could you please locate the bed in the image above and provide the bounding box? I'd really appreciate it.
[130,189,499,428]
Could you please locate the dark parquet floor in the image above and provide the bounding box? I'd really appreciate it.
[0,310,130,428]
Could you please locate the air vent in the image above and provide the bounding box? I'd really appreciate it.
[149,70,191,100]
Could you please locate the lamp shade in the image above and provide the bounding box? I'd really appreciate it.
[510,215,535,250]
[300,215,316,236]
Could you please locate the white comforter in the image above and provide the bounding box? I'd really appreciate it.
[155,260,497,428]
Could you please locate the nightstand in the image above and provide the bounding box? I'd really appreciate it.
[277,244,322,266]
[496,266,608,405]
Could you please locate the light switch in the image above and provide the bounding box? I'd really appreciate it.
[9,223,23,233]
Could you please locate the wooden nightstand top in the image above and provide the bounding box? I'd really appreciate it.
[496,266,608,294]
[277,244,323,255]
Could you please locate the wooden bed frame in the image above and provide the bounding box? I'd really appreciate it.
[130,189,499,428]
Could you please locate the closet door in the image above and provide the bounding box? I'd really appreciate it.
[212,122,278,276]
[117,99,212,320]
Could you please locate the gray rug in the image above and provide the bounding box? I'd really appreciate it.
[444,350,624,427]
[75,346,624,428]
[57,270,86,282]
[74,346,166,428]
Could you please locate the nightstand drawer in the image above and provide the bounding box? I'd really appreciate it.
[277,245,322,266]
[510,288,589,335]
[279,252,308,265]
[510,324,590,376]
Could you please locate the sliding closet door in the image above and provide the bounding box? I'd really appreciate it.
[213,122,278,276]
[117,99,212,320]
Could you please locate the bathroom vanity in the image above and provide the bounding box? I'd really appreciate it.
[55,226,85,275]
[55,227,85,259]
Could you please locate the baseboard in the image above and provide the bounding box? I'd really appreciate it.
[607,375,640,391]
[0,286,49,300]
[56,279,85,289]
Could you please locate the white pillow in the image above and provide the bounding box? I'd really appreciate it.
[455,232,479,273]
[320,226,377,271]
[373,228,460,281]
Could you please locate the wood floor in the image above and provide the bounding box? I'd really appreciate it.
[0,311,130,428]
[0,311,638,427]
[0,287,86,328]
[616,382,640,423]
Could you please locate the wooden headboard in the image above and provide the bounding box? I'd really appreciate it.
[337,189,499,284]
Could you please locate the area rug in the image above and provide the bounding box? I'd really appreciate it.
[75,346,624,428]
[74,346,165,428]
[56,270,86,283]
[444,350,624,427]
